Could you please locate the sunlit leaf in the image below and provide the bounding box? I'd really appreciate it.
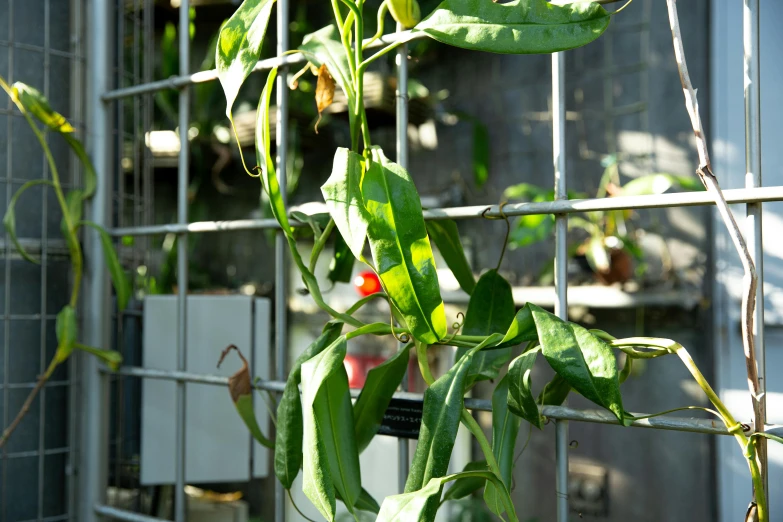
[322,148,370,260]
[216,0,276,116]
[12,82,74,133]
[484,373,521,515]
[414,0,610,54]
[75,343,123,371]
[256,67,292,236]
[620,173,705,197]
[275,322,343,489]
[497,303,537,348]
[425,220,475,295]
[362,147,446,344]
[585,235,610,273]
[530,304,624,423]
[354,343,412,453]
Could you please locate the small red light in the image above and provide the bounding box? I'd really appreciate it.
[353,271,381,297]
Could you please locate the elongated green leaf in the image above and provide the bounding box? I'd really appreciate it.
[236,394,275,448]
[497,303,537,348]
[456,269,515,384]
[256,67,292,235]
[530,304,624,423]
[216,0,276,115]
[414,0,610,54]
[289,210,327,238]
[4,180,54,264]
[363,148,446,344]
[275,323,343,489]
[12,82,75,132]
[507,347,543,429]
[425,220,475,295]
[328,230,356,284]
[54,305,77,363]
[538,373,571,406]
[441,461,488,501]
[484,373,521,515]
[299,26,356,110]
[405,344,475,497]
[301,336,362,520]
[62,190,83,233]
[62,134,97,200]
[381,471,505,522]
[80,221,131,312]
[389,0,421,28]
[321,148,369,259]
[354,343,412,453]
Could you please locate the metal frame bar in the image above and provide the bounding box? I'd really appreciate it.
[80,2,773,521]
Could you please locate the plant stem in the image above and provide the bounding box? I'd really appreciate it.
[363,1,389,51]
[309,218,335,273]
[0,357,59,448]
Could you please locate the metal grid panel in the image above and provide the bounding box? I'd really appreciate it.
[80,2,770,522]
[1,0,85,520]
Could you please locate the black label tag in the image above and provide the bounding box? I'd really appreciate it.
[378,398,423,440]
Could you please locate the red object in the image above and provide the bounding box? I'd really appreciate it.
[354,271,381,297]
[344,354,387,388]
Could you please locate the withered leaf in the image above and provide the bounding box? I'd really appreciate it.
[314,64,335,134]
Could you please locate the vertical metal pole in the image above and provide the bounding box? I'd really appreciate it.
[743,0,767,503]
[552,51,569,522]
[395,24,409,493]
[275,0,289,518]
[175,1,191,521]
[81,0,113,520]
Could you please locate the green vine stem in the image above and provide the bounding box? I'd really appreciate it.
[612,337,767,521]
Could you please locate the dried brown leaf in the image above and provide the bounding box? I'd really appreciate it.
[314,64,335,134]
[217,344,251,403]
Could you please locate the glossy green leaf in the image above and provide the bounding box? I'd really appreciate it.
[498,304,537,348]
[363,148,446,344]
[441,461,488,501]
[328,230,356,284]
[54,305,77,363]
[389,0,422,28]
[456,269,515,384]
[381,471,504,522]
[537,373,571,407]
[256,67,292,236]
[299,26,356,111]
[354,343,412,453]
[530,304,624,423]
[425,220,475,295]
[301,336,362,520]
[80,221,131,312]
[216,0,276,115]
[414,0,610,54]
[484,373,521,515]
[4,180,54,264]
[321,148,370,259]
[507,346,543,429]
[405,344,475,497]
[12,82,74,132]
[274,323,343,489]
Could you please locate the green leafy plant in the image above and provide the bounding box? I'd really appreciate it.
[0,79,129,448]
[214,0,780,521]
[504,155,704,283]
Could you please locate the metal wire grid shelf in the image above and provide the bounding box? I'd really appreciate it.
[77,1,773,522]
